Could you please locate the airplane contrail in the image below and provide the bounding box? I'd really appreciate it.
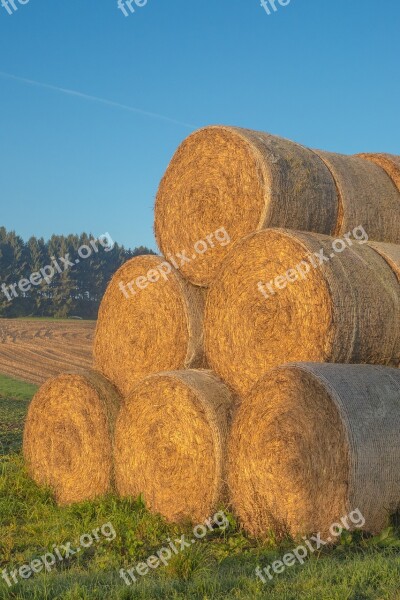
[0,71,197,130]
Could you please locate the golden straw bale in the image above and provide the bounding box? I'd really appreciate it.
[313,150,400,241]
[155,126,338,286]
[356,153,400,192]
[228,363,400,538]
[93,255,206,397]
[114,370,234,523]
[204,229,400,395]
[23,371,121,505]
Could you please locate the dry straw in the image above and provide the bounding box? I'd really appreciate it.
[368,241,400,284]
[204,229,400,395]
[368,241,400,368]
[93,255,206,397]
[228,363,400,538]
[357,153,400,192]
[114,370,235,523]
[155,126,338,286]
[314,150,400,242]
[23,370,121,505]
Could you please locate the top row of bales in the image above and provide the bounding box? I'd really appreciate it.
[154,126,400,286]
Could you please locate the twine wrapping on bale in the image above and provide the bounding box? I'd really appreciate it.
[368,242,400,368]
[204,228,400,395]
[357,153,400,192]
[114,370,235,523]
[23,370,121,505]
[93,255,207,397]
[368,241,400,283]
[155,126,338,286]
[313,150,400,242]
[228,363,400,538]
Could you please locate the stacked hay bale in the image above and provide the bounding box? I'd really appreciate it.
[23,371,121,505]
[204,228,400,395]
[23,127,400,538]
[114,370,234,523]
[93,255,207,397]
[154,126,338,286]
[228,363,400,537]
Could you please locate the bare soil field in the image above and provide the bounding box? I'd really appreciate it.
[0,319,95,384]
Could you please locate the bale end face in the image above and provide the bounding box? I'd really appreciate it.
[228,365,349,538]
[23,371,121,505]
[94,254,206,397]
[115,369,234,523]
[155,126,269,286]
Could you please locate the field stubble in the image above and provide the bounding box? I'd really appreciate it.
[0,319,95,384]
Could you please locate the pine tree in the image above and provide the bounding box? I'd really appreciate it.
[0,227,155,318]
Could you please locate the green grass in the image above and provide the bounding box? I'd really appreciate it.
[0,374,37,402]
[0,374,399,599]
[0,374,37,455]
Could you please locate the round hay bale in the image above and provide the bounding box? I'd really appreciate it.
[313,150,400,241]
[114,370,234,523]
[204,228,400,395]
[356,153,400,192]
[23,370,121,505]
[155,126,338,286]
[93,255,206,397]
[228,363,400,538]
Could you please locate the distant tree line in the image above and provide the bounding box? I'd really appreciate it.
[0,227,155,319]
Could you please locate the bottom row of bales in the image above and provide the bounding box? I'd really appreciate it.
[23,364,400,539]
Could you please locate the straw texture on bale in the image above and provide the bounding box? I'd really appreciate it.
[204,229,400,395]
[155,126,338,286]
[357,153,400,192]
[114,370,234,523]
[94,255,207,397]
[23,370,121,505]
[368,241,399,371]
[368,241,400,283]
[313,150,400,242]
[228,363,400,538]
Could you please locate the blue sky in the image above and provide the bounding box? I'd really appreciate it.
[0,0,399,250]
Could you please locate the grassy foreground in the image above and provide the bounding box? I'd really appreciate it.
[0,373,400,599]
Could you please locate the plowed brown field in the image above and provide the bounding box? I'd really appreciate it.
[0,319,95,385]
